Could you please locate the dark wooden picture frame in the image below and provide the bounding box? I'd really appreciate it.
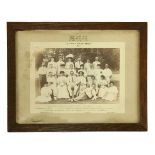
[7,22,147,132]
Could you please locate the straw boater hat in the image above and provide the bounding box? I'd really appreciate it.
[48,71,55,76]
[60,71,65,74]
[78,70,84,74]
[66,54,74,58]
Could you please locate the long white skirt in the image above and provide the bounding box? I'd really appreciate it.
[36,96,51,102]
[98,87,108,98]
[57,85,69,99]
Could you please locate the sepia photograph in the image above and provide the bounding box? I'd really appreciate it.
[29,41,125,114]
[35,48,120,104]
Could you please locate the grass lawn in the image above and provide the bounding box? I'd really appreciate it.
[36,98,119,104]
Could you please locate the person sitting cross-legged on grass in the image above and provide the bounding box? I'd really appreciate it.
[74,81,98,102]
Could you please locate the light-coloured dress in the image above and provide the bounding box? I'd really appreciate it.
[104,86,118,101]
[84,62,92,75]
[102,68,112,84]
[93,68,104,81]
[36,86,52,102]
[98,79,108,98]
[57,76,69,99]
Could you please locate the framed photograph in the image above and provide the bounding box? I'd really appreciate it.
[7,22,147,131]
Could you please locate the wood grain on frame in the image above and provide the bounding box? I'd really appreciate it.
[7,22,147,132]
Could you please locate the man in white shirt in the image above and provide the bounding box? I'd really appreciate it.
[93,57,101,69]
[67,71,78,101]
[75,57,83,73]
[102,64,112,84]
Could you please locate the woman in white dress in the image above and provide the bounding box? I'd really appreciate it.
[36,83,52,103]
[84,59,92,75]
[57,71,69,99]
[102,64,112,84]
[98,75,108,98]
[93,56,101,69]
[104,82,118,101]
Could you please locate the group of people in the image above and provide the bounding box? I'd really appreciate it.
[36,53,118,103]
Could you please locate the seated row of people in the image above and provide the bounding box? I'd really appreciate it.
[36,70,118,103]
